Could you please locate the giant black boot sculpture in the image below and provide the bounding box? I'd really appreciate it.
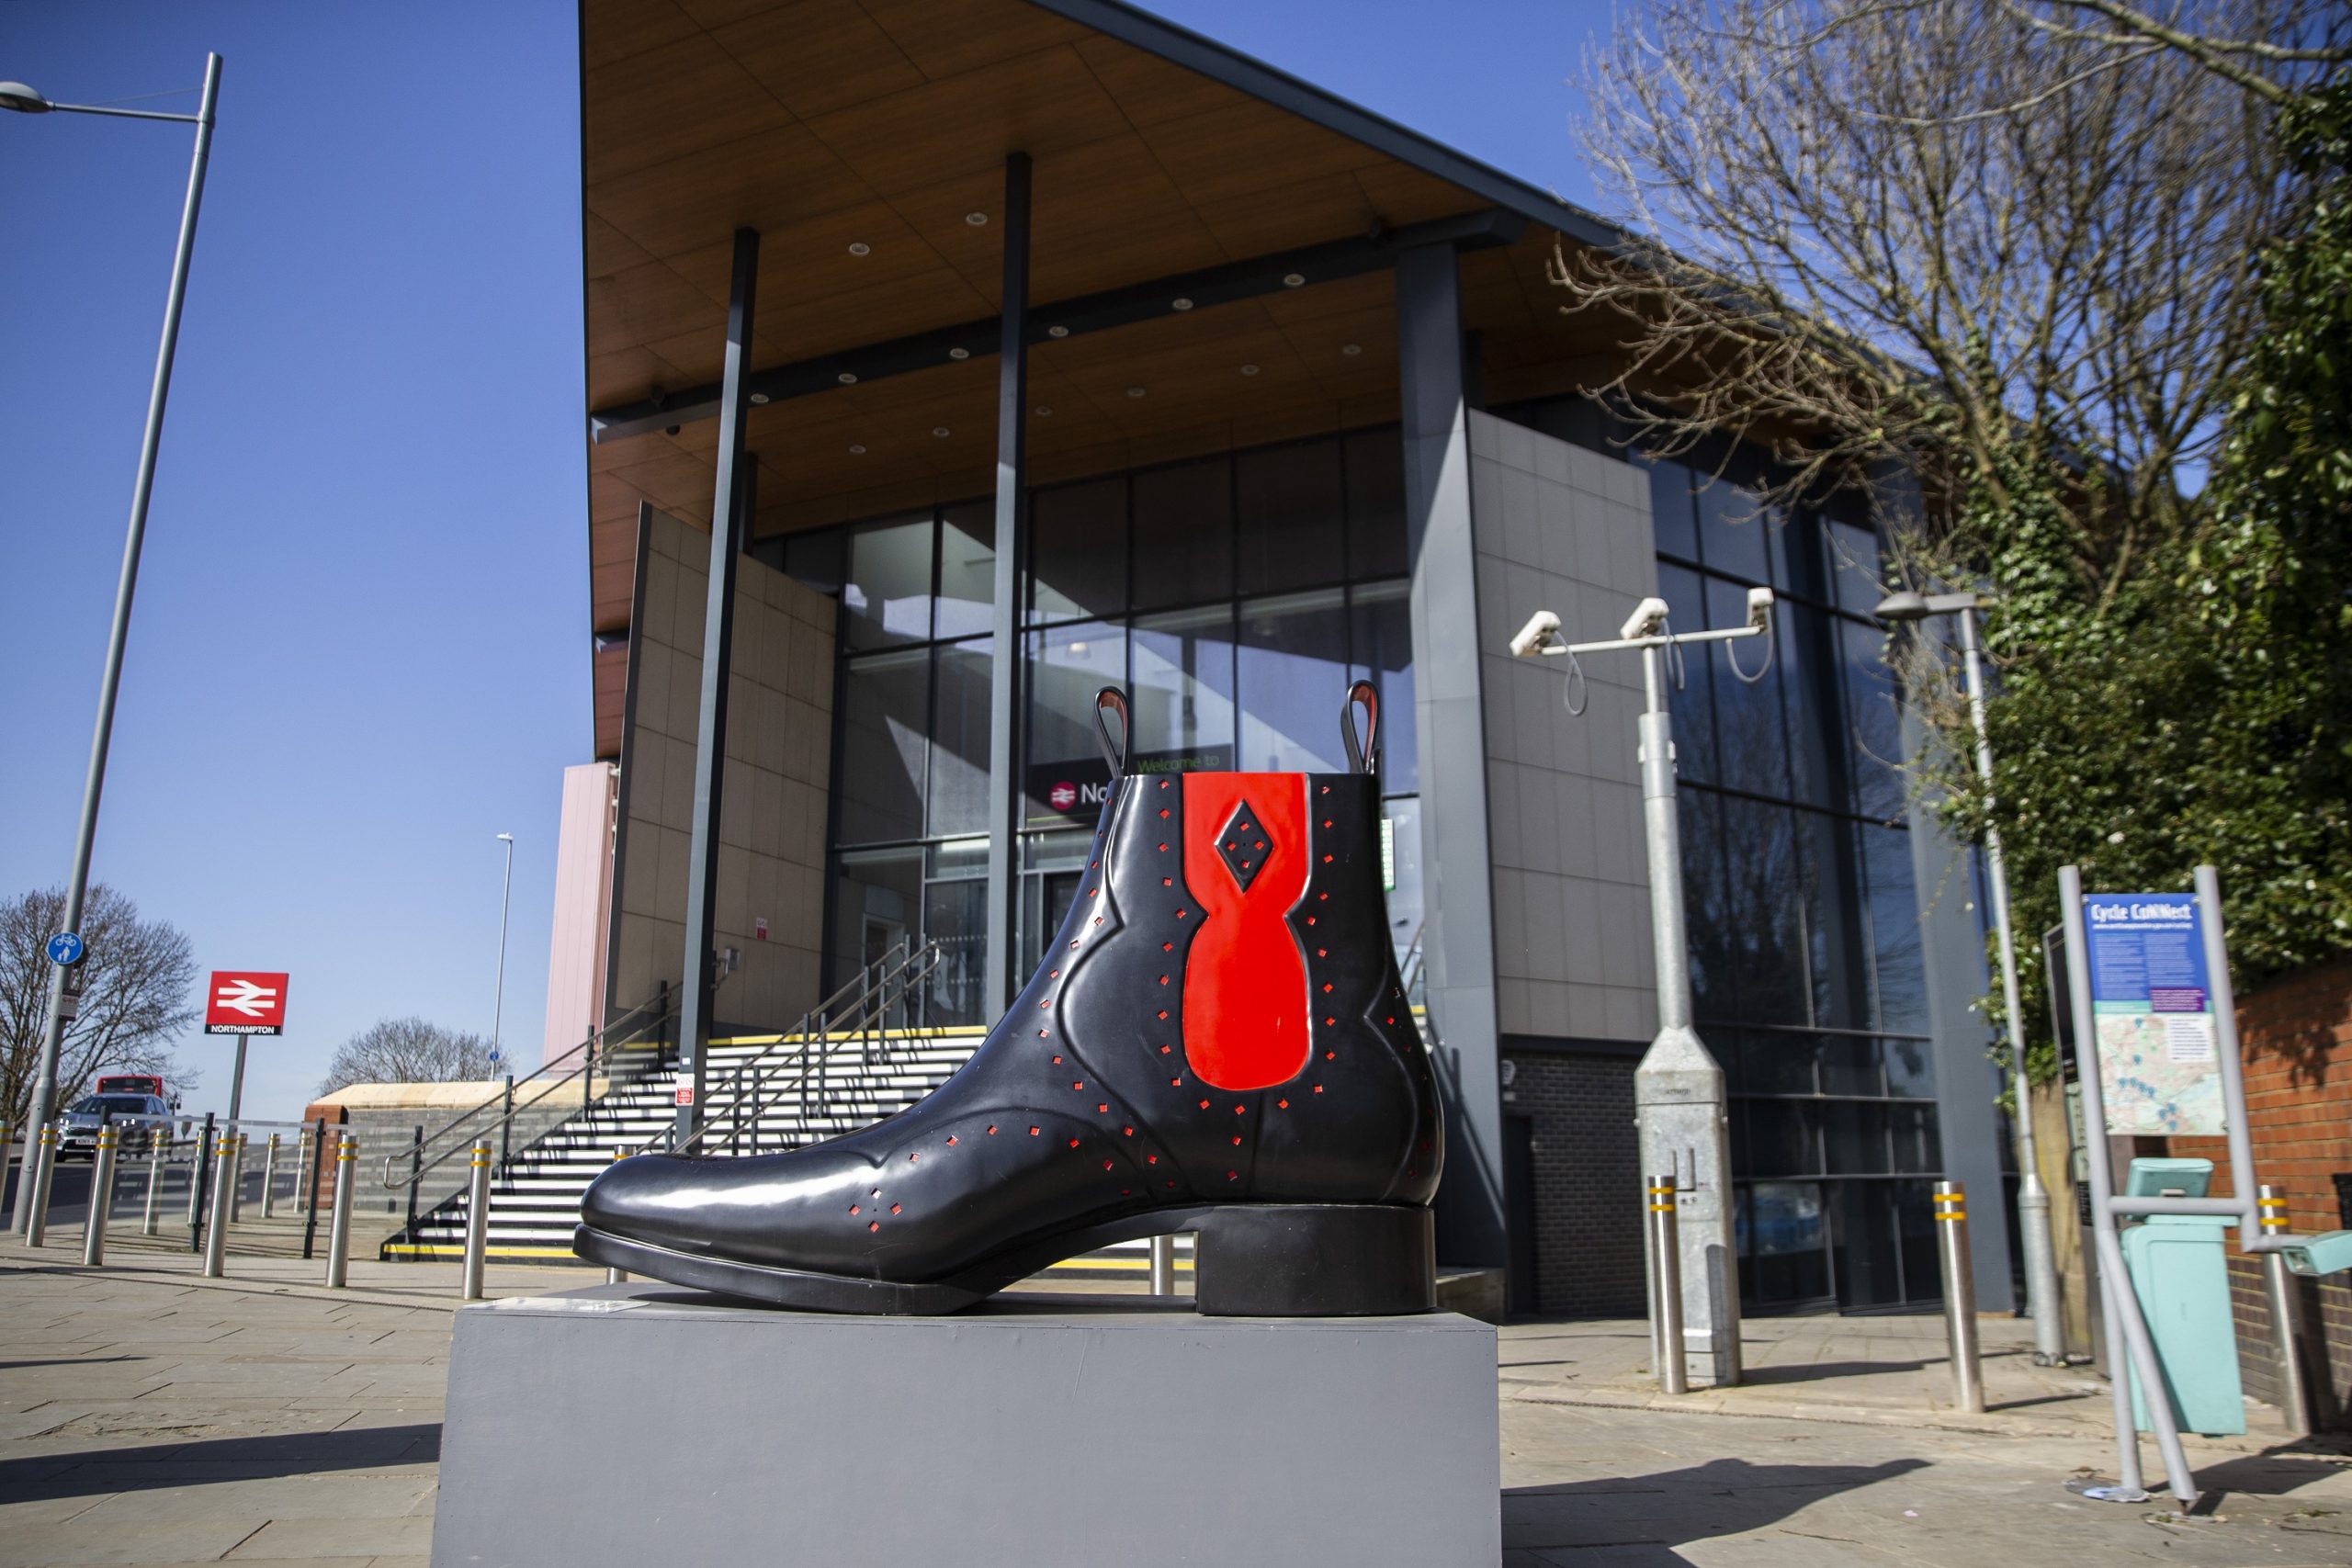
[576,682,1442,1314]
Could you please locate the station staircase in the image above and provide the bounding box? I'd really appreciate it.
[381,945,987,1266]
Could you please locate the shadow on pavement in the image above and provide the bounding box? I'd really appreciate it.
[0,1422,439,1503]
[1505,1456,1930,1562]
[1737,1359,1931,1384]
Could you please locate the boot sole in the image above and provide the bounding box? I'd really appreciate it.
[572,1203,1434,1317]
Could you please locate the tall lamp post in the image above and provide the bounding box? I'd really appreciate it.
[4,56,222,1235]
[1875,588,2064,1365]
[1510,587,1775,1390]
[490,833,515,1067]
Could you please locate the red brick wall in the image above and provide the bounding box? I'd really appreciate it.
[299,1101,348,1213]
[2156,959,2352,1425]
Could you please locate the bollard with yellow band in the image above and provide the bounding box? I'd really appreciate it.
[461,1139,492,1301]
[325,1134,357,1288]
[83,1128,119,1266]
[203,1133,236,1277]
[2258,1184,2311,1435]
[1934,1180,1984,1413]
[26,1125,60,1247]
[1645,1176,1687,1395]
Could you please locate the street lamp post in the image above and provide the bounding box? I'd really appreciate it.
[1510,588,1776,1389]
[491,833,514,1068]
[1875,588,2064,1365]
[3,55,222,1235]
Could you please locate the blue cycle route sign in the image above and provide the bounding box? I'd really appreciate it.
[46,931,85,967]
[2082,893,2222,1135]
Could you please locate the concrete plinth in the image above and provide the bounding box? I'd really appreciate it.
[432,1284,1499,1568]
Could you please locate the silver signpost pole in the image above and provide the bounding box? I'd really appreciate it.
[2059,866,2195,1506]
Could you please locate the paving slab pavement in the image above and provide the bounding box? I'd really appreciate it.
[5,1236,2351,1565]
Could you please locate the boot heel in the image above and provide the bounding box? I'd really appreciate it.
[1192,1205,1435,1316]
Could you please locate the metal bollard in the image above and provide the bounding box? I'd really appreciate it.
[187,1116,211,1236]
[1149,1234,1176,1296]
[294,1128,311,1213]
[84,1128,119,1266]
[605,1267,629,1284]
[461,1139,492,1301]
[261,1134,281,1219]
[1647,1175,1688,1395]
[1934,1180,1984,1414]
[2259,1185,2312,1436]
[26,1126,60,1247]
[324,1134,357,1288]
[203,1135,236,1277]
[227,1134,247,1224]
[141,1132,165,1235]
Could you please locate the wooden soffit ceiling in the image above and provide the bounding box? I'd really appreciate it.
[581,0,1617,636]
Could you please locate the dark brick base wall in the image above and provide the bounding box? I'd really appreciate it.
[1503,1051,1645,1316]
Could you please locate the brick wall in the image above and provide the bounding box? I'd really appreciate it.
[1503,1050,1645,1315]
[2158,958,2352,1426]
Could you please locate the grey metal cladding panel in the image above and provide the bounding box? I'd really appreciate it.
[1470,411,1657,1044]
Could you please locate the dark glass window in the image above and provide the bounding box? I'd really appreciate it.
[1744,1181,1832,1303]
[1344,429,1408,580]
[1236,443,1345,595]
[1840,618,1905,820]
[1349,581,1417,794]
[1237,590,1350,771]
[1024,620,1126,824]
[1891,1104,1942,1173]
[780,528,844,595]
[926,639,991,838]
[1803,813,1872,1032]
[1826,517,1886,617]
[1716,795,1808,1026]
[1031,479,1126,622]
[1130,604,1237,762]
[1830,1181,1905,1309]
[934,503,995,639]
[1695,474,1771,585]
[1747,1100,1821,1176]
[1679,790,1736,1019]
[1823,1101,1889,1174]
[842,515,934,649]
[836,649,929,843]
[1132,458,1233,611]
[1704,575,1791,799]
[1861,825,1929,1034]
[1741,1034,1815,1096]
[1884,1038,1937,1099]
[1646,458,1702,562]
[1817,1036,1883,1097]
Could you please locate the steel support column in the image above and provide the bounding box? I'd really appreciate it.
[673,225,759,1145]
[1393,243,1506,1269]
[982,153,1032,1020]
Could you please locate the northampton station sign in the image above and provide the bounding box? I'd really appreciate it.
[205,971,290,1037]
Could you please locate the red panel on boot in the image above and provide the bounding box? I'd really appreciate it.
[1182,773,1312,1090]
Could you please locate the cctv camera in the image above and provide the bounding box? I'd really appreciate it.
[1746,586,1774,631]
[1619,597,1670,641]
[1510,610,1561,659]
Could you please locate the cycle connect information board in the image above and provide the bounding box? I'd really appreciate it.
[2083,894,2222,1135]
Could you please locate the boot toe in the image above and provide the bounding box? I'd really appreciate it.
[580,1154,716,1256]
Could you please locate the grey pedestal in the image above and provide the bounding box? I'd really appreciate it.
[432,1285,1499,1567]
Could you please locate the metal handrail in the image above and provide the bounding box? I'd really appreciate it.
[650,939,949,1158]
[379,986,674,1191]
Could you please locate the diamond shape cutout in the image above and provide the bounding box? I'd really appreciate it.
[1216,801,1274,893]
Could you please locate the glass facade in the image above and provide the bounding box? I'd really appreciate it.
[1503,397,1947,1312]
[760,428,1423,1035]
[757,397,1957,1314]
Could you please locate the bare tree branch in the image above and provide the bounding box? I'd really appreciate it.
[2,886,200,1125]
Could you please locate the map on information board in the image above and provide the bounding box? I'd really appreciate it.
[2084,894,2222,1135]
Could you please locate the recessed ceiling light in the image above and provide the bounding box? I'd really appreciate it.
[749,391,771,405]
[933,426,952,437]
[1126,386,1146,399]
[1340,344,1363,356]
[1282,273,1306,288]
[1046,324,1069,338]
[849,444,866,455]
[1035,404,1054,416]
[966,211,989,226]
[948,346,970,361]
[1171,297,1194,311]
[837,371,859,385]
[847,242,871,256]
[1239,365,1260,377]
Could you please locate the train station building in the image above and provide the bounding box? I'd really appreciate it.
[539,0,2015,1316]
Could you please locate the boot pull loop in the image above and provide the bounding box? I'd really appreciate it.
[1340,680,1380,776]
[1093,686,1131,776]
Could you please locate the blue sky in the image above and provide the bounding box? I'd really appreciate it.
[0,1,1608,1122]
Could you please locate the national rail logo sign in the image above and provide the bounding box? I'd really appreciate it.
[204,971,290,1036]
